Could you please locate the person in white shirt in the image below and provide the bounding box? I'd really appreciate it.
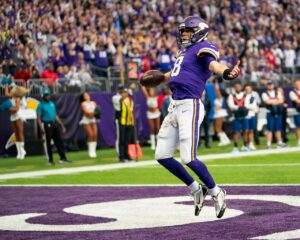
[289,80,300,147]
[244,84,259,150]
[112,84,124,154]
[261,80,287,149]
[283,44,296,74]
[227,83,249,153]
[79,91,98,158]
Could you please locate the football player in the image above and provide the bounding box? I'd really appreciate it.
[155,16,240,218]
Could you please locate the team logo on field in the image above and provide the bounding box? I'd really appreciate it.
[0,186,299,239]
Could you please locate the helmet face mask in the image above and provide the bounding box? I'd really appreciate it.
[177,16,209,48]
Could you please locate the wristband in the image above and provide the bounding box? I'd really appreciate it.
[223,68,234,80]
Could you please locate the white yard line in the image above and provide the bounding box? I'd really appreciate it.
[0,147,299,180]
[0,184,300,187]
[209,163,300,167]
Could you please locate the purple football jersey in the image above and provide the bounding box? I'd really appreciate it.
[168,41,219,100]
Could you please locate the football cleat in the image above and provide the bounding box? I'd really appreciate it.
[192,184,209,216]
[212,188,227,218]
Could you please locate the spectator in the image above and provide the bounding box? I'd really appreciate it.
[32,50,46,73]
[65,65,81,87]
[13,62,32,82]
[40,62,59,85]
[283,43,296,74]
[0,0,298,90]
[79,64,102,92]
[35,34,48,61]
[262,80,287,149]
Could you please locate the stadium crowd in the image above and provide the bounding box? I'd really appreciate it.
[0,0,299,89]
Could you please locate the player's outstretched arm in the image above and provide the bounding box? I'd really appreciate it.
[209,60,240,80]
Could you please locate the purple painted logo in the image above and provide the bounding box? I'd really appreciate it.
[0,186,299,240]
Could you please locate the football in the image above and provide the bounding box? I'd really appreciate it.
[140,70,165,87]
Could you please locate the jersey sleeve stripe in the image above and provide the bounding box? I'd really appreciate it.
[197,48,219,60]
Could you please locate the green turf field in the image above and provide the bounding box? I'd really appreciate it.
[1,152,300,185]
[0,134,299,185]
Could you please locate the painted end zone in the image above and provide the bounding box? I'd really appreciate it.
[0,186,299,240]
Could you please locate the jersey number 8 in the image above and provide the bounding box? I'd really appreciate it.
[171,56,184,77]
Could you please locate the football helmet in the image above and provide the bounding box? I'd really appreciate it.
[177,16,209,48]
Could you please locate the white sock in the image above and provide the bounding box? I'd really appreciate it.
[16,142,21,158]
[277,141,283,145]
[218,133,223,143]
[223,133,230,143]
[267,141,271,146]
[189,181,199,194]
[150,134,156,149]
[20,142,25,151]
[209,185,221,196]
[218,133,222,140]
[87,142,92,157]
[92,141,97,157]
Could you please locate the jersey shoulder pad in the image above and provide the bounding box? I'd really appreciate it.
[196,41,219,61]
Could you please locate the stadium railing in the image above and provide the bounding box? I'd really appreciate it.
[1,73,299,97]
[27,78,60,95]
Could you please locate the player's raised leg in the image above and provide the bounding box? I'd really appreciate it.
[178,99,226,218]
[155,113,205,216]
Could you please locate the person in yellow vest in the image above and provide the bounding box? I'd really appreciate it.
[118,88,134,162]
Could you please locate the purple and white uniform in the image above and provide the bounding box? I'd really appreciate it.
[155,41,219,164]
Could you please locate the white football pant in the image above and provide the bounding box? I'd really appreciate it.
[155,99,205,164]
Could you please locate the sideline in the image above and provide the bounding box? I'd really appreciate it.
[0,147,299,180]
